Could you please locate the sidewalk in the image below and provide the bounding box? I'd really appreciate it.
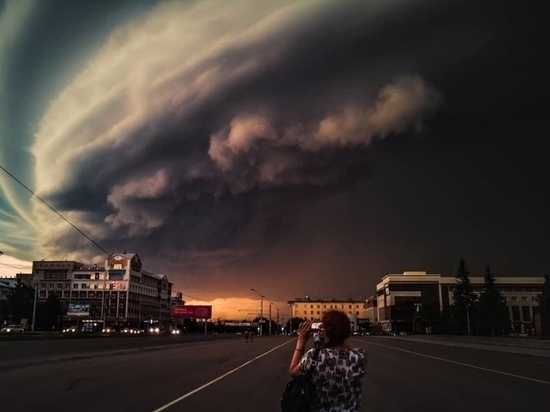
[386,335,550,358]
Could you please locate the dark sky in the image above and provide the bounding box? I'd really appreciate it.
[0,0,548,305]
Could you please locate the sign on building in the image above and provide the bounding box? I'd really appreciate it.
[171,305,212,319]
[68,303,90,316]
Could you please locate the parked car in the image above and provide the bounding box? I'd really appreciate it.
[1,324,25,333]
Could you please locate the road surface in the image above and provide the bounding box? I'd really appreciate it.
[0,334,548,411]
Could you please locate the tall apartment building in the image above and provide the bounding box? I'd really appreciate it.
[375,271,545,334]
[32,253,172,331]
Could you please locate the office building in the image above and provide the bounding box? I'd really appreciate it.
[375,271,544,334]
[31,253,172,331]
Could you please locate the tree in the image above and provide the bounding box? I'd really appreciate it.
[39,292,64,331]
[6,280,35,325]
[289,317,304,333]
[416,299,440,333]
[452,258,477,335]
[476,265,510,335]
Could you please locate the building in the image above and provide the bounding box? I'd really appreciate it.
[0,277,18,325]
[375,271,545,334]
[31,253,172,331]
[287,295,367,332]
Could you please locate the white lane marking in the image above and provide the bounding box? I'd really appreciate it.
[364,340,550,385]
[151,340,293,411]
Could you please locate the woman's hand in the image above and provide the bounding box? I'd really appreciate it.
[297,320,313,344]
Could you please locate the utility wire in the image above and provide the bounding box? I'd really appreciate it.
[182,293,211,302]
[0,163,111,256]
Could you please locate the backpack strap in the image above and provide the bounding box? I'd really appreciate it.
[306,347,321,379]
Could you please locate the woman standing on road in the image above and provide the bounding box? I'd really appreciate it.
[288,310,366,411]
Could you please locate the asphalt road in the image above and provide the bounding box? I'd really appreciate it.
[0,335,549,412]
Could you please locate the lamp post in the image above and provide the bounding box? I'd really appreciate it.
[268,303,272,335]
[413,303,421,333]
[250,288,264,336]
[466,303,471,336]
[287,302,293,335]
[31,282,38,332]
[270,302,280,335]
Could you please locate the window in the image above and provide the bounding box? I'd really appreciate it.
[49,284,54,289]
[511,296,517,301]
[521,296,528,302]
[57,283,63,289]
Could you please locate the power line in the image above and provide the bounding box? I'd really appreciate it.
[0,163,111,256]
[182,293,211,302]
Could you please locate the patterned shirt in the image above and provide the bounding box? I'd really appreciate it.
[299,347,366,412]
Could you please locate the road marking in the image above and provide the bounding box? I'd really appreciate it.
[364,340,550,385]
[151,340,293,411]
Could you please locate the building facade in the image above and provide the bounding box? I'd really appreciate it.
[31,253,172,331]
[287,296,367,332]
[375,271,545,334]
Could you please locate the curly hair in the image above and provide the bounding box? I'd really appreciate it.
[321,310,351,347]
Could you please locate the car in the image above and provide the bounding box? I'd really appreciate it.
[62,326,79,333]
[1,324,25,333]
[171,328,181,335]
[102,327,116,333]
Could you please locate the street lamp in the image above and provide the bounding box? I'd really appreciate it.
[466,303,471,336]
[270,302,280,335]
[250,288,265,336]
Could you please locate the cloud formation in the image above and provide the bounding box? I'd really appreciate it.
[10,0,517,301]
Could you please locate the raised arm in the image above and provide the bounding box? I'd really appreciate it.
[289,320,312,377]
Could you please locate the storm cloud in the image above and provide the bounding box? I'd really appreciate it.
[3,0,547,303]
